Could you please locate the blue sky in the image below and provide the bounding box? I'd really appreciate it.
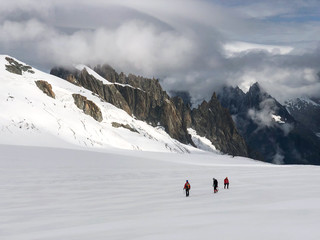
[0,0,319,102]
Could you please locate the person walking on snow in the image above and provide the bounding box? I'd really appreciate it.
[213,178,218,193]
[183,180,191,197]
[224,177,229,189]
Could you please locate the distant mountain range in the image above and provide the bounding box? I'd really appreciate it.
[217,83,320,164]
[1,55,319,165]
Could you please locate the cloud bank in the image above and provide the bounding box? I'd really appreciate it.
[1,0,320,104]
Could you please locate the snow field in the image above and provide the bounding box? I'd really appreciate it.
[0,55,203,153]
[1,145,320,240]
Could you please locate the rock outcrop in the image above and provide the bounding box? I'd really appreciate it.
[72,94,103,122]
[35,80,55,99]
[5,57,34,75]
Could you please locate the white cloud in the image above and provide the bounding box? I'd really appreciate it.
[224,41,293,57]
[247,99,278,128]
[0,0,319,104]
[0,19,52,42]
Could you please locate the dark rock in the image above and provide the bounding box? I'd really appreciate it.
[172,96,192,129]
[72,94,103,122]
[5,57,33,75]
[94,64,118,83]
[160,98,191,144]
[5,65,22,75]
[50,67,80,86]
[191,93,248,157]
[35,80,55,99]
[170,91,192,106]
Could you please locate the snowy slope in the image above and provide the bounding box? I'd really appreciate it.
[1,145,320,240]
[285,97,320,137]
[285,97,320,112]
[0,55,210,153]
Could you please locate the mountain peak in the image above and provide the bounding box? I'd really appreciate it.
[248,82,263,93]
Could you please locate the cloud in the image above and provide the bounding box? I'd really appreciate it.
[40,20,197,74]
[222,50,320,103]
[247,98,279,128]
[247,98,294,136]
[0,0,320,104]
[273,146,285,164]
[0,19,51,42]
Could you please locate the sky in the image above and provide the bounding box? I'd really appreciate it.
[1,0,320,104]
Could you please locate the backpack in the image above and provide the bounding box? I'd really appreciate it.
[186,183,190,189]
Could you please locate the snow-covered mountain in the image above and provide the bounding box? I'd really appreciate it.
[217,83,320,165]
[285,97,320,138]
[50,62,248,157]
[0,55,217,153]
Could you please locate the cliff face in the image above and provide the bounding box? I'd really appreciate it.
[50,65,249,157]
[190,93,248,156]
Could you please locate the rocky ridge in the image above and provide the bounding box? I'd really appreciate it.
[51,65,249,157]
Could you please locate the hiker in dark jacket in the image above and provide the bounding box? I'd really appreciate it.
[213,178,218,193]
[183,180,191,197]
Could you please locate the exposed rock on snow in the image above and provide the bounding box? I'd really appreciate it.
[111,122,138,133]
[5,56,34,75]
[35,80,56,99]
[72,94,103,122]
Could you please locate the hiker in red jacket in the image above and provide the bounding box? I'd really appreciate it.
[224,177,229,189]
[183,180,191,197]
